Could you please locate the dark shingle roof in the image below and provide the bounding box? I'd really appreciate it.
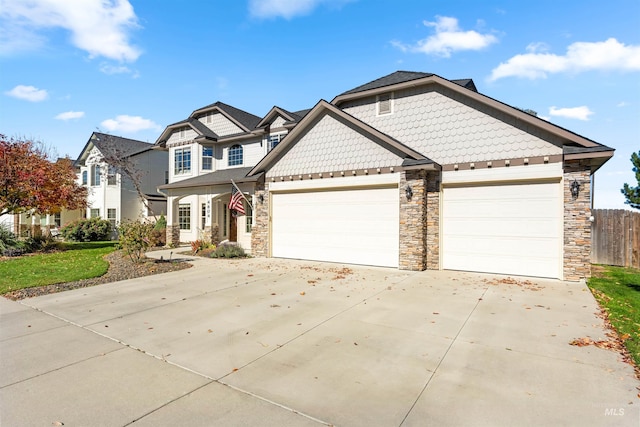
[158,167,261,190]
[339,71,478,96]
[91,132,153,158]
[563,145,614,155]
[193,101,261,130]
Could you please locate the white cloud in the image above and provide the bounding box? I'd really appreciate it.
[490,38,640,81]
[55,111,85,120]
[549,106,594,121]
[100,115,160,133]
[391,16,498,58]
[0,0,141,62]
[249,0,353,19]
[617,101,629,107]
[5,84,48,102]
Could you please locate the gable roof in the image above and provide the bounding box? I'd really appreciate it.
[255,106,304,129]
[332,72,614,170]
[247,100,437,177]
[156,102,262,147]
[76,132,153,166]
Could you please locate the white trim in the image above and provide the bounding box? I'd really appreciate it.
[269,173,400,192]
[442,163,562,185]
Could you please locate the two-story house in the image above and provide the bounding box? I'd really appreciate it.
[76,132,168,230]
[155,102,307,250]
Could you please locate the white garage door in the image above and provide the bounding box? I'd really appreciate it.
[443,181,562,278]
[271,186,399,267]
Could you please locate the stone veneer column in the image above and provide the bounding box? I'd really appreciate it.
[563,159,592,281]
[166,224,180,247]
[425,171,440,270]
[251,181,269,257]
[399,170,427,270]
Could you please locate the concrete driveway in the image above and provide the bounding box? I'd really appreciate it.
[1,251,638,426]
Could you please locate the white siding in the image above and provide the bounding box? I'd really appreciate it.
[166,128,198,145]
[341,86,563,165]
[207,113,243,136]
[267,113,403,178]
[271,116,287,129]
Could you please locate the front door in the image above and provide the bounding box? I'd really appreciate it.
[230,212,237,242]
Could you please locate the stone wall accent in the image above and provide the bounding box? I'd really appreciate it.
[426,171,440,270]
[210,225,220,246]
[166,224,180,247]
[563,160,592,281]
[203,225,212,244]
[251,181,269,257]
[399,170,427,270]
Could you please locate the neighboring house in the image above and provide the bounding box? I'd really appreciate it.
[76,132,168,230]
[156,102,308,249]
[161,71,613,281]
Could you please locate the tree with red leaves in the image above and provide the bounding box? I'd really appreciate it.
[0,135,87,217]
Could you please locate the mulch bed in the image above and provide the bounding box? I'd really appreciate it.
[3,250,192,301]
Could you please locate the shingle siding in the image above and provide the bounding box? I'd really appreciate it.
[342,85,563,165]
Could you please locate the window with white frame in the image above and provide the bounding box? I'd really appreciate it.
[92,165,101,186]
[174,147,191,174]
[228,144,243,166]
[377,93,393,115]
[202,146,213,170]
[81,170,88,185]
[53,213,61,227]
[178,204,191,230]
[267,134,285,152]
[107,208,116,229]
[90,208,100,218]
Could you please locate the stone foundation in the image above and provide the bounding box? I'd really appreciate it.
[166,224,180,247]
[425,171,440,270]
[563,160,592,281]
[251,181,269,257]
[399,170,427,271]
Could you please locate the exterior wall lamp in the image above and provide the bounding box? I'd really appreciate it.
[258,194,264,204]
[405,185,413,201]
[570,180,581,199]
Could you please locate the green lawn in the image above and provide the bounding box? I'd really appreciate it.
[588,265,640,368]
[0,241,117,294]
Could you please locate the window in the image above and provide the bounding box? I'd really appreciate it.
[245,201,253,233]
[81,170,88,185]
[178,204,191,230]
[107,167,116,186]
[377,93,392,115]
[92,165,101,186]
[53,213,61,227]
[202,146,213,170]
[228,144,243,166]
[201,203,206,230]
[267,134,284,152]
[174,147,191,174]
[107,208,116,229]
[90,208,100,218]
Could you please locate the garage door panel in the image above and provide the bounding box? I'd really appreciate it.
[272,187,399,267]
[443,182,562,279]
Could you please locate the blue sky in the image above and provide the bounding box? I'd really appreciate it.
[1,0,638,209]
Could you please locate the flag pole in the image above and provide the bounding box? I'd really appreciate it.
[230,179,253,211]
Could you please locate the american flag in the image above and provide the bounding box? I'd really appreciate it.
[229,186,245,215]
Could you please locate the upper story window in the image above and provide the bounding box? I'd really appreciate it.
[81,170,88,185]
[267,134,285,152]
[228,144,243,166]
[92,165,101,186]
[202,146,213,170]
[107,167,116,186]
[174,147,191,175]
[377,93,393,115]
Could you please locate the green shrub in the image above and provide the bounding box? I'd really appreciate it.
[0,224,18,253]
[154,214,167,230]
[210,243,247,258]
[118,220,154,263]
[60,218,112,242]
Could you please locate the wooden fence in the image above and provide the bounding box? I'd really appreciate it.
[591,209,640,269]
